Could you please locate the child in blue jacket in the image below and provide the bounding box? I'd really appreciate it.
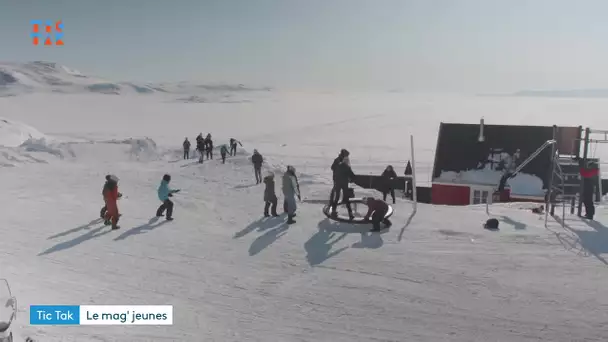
[156,174,180,220]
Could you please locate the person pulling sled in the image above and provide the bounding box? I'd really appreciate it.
[156,174,180,220]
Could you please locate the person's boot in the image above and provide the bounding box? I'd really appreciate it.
[383,218,392,228]
[370,223,381,232]
[287,215,296,224]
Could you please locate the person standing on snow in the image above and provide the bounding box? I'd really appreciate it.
[363,197,392,232]
[100,174,111,219]
[251,149,264,184]
[282,165,300,224]
[103,175,121,229]
[156,174,180,221]
[196,137,205,163]
[183,138,191,160]
[229,138,242,156]
[381,165,397,204]
[205,134,214,160]
[220,144,229,164]
[284,170,300,215]
[329,150,355,220]
[263,172,279,217]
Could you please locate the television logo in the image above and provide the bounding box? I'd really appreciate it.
[31,20,64,46]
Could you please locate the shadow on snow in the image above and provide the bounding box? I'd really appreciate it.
[304,218,386,266]
[39,220,110,256]
[114,217,169,241]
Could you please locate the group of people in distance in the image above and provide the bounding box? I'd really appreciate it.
[182,134,242,164]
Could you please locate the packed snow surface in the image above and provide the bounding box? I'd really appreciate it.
[2,69,608,341]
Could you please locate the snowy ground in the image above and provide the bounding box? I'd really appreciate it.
[2,88,608,341]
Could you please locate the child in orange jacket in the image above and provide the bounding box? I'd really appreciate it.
[103,175,121,229]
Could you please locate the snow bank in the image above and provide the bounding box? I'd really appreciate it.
[436,169,545,196]
[0,117,47,147]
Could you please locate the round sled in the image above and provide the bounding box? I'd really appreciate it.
[323,198,394,224]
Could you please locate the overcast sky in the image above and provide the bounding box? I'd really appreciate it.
[2,0,608,92]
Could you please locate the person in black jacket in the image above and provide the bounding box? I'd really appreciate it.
[329,149,349,203]
[263,173,279,217]
[251,149,264,184]
[183,138,191,160]
[404,160,413,199]
[575,157,600,220]
[329,152,355,220]
[205,134,213,160]
[100,174,111,218]
[196,138,205,163]
[229,138,242,156]
[381,165,397,204]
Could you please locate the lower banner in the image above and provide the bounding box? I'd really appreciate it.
[30,305,173,325]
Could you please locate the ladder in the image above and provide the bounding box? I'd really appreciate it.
[545,152,580,227]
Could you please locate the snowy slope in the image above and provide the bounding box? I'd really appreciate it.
[0,61,271,101]
[2,87,608,341]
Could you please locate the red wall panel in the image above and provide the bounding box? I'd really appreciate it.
[432,184,470,205]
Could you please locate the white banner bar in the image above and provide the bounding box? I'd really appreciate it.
[79,305,173,325]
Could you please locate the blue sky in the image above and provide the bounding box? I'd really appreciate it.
[2,0,608,92]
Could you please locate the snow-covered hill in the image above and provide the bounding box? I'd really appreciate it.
[2,85,608,341]
[0,61,271,101]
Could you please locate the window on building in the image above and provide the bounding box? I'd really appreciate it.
[472,189,490,204]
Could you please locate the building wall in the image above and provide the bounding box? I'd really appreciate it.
[431,183,470,205]
[431,123,581,195]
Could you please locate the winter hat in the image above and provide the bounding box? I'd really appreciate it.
[105,175,111,181]
[163,174,171,182]
[340,149,350,157]
[287,165,296,173]
[109,175,119,182]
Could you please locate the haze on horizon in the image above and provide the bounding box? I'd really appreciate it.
[2,0,608,93]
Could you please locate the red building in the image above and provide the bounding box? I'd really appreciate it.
[430,122,581,206]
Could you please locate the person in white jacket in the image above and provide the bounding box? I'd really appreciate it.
[282,165,300,224]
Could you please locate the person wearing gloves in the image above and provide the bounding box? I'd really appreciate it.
[282,165,300,224]
[156,174,180,220]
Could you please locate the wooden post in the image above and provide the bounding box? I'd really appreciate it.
[578,127,590,216]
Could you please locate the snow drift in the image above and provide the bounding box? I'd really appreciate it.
[0,117,47,147]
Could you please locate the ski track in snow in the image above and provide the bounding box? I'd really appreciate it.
[1,92,608,341]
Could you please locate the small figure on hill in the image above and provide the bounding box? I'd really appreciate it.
[363,197,392,232]
[230,138,242,156]
[183,137,191,160]
[283,165,300,224]
[205,134,213,160]
[381,165,397,204]
[103,174,121,230]
[263,172,279,217]
[251,149,264,184]
[156,174,180,221]
[404,160,413,199]
[329,149,355,220]
[220,144,229,164]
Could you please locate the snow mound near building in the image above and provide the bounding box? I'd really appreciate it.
[437,169,545,196]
